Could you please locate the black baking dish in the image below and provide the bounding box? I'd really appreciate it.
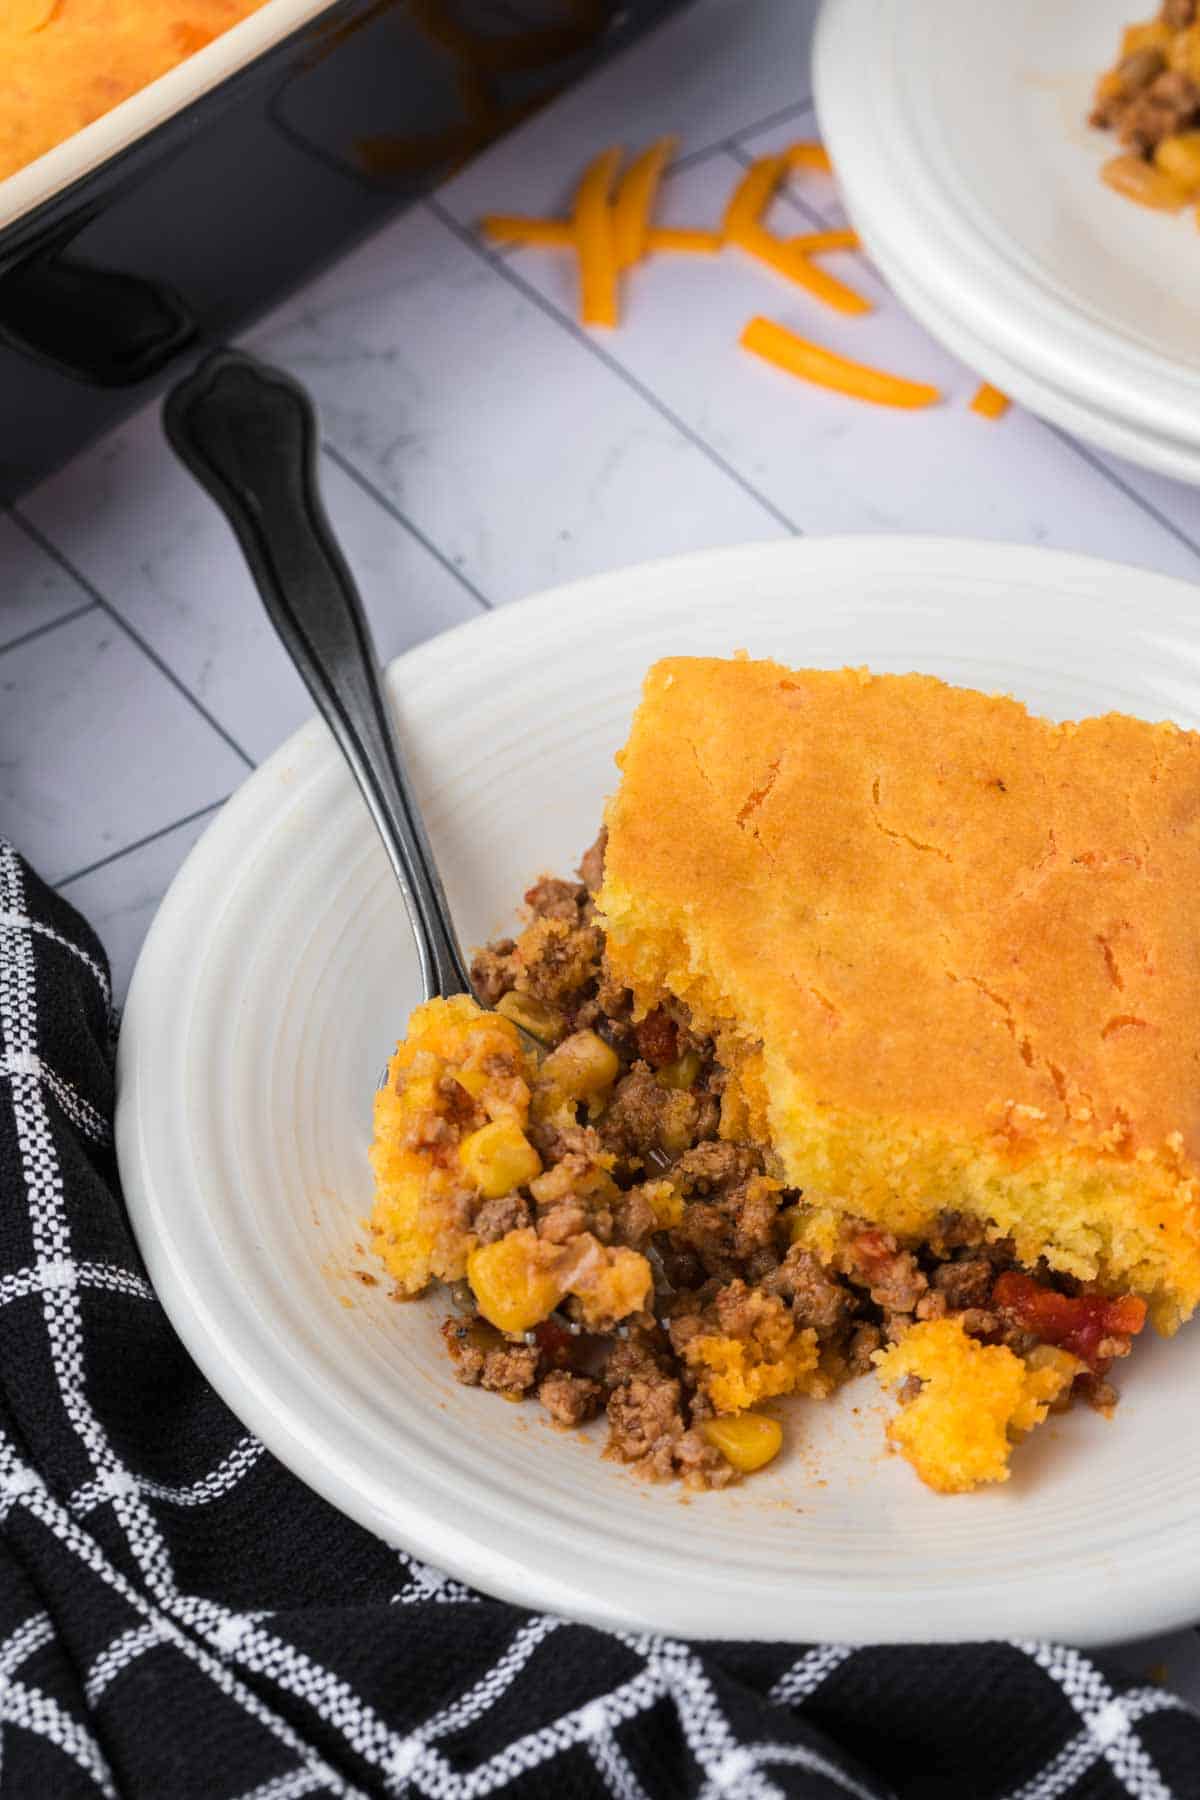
[0,0,680,503]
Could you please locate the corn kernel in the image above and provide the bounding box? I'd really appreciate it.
[656,1049,702,1091]
[1101,153,1189,210]
[459,1120,542,1199]
[1155,130,1200,192]
[467,1229,561,1333]
[540,1030,620,1100]
[643,1179,684,1229]
[496,990,566,1045]
[699,1413,783,1474]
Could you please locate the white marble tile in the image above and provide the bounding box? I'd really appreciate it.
[244,201,786,606]
[57,806,216,1004]
[1087,444,1200,558]
[0,609,246,886]
[21,406,488,765]
[0,512,94,651]
[494,143,1200,581]
[438,0,817,228]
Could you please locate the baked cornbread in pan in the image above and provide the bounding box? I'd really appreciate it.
[0,0,271,181]
[599,659,1200,1334]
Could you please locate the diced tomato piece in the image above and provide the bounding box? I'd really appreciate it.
[993,1271,1147,1369]
[532,1317,573,1360]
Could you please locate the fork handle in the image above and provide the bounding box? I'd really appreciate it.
[163,348,473,1003]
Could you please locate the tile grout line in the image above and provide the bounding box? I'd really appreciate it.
[9,507,257,771]
[425,196,801,538]
[669,94,814,172]
[319,444,493,611]
[55,798,228,890]
[0,599,98,662]
[726,139,836,235]
[1044,425,1200,567]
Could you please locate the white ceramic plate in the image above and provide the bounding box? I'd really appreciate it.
[815,0,1200,482]
[117,536,1200,1646]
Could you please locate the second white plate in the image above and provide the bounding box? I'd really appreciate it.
[117,536,1200,1645]
[815,0,1200,481]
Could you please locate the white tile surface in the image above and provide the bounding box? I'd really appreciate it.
[21,405,487,764]
[3,0,1200,1679]
[438,0,817,226]
[58,805,216,1002]
[0,513,93,651]
[244,200,786,607]
[0,607,246,885]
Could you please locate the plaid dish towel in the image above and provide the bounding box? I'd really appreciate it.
[1,837,1198,1799]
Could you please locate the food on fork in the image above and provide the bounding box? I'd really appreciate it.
[369,659,1200,1493]
[1090,4,1200,215]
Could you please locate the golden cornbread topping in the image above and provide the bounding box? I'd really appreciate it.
[366,662,1200,1494]
[599,660,1200,1333]
[0,1,271,182]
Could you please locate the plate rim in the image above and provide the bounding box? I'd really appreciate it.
[814,0,1200,463]
[117,532,1200,1646]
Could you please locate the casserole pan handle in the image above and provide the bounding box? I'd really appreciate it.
[0,253,194,387]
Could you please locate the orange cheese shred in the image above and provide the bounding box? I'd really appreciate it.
[788,228,861,254]
[970,381,1011,419]
[787,141,833,173]
[573,146,623,327]
[481,216,720,255]
[480,214,572,247]
[647,226,722,253]
[721,153,787,239]
[740,315,940,408]
[613,135,678,268]
[733,227,871,314]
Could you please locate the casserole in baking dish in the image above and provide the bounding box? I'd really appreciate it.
[0,0,678,500]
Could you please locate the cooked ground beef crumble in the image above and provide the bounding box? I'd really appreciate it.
[414,833,1143,1487]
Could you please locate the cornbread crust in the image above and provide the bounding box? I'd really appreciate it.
[598,659,1200,1330]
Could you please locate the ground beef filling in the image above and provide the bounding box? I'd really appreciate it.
[441,834,1141,1484]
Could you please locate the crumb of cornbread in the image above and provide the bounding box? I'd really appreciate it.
[874,1319,1081,1493]
[598,660,1200,1331]
[0,1,272,183]
[370,995,531,1295]
[684,1326,821,1413]
[370,994,651,1331]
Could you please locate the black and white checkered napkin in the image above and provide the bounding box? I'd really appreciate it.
[2,836,1198,1799]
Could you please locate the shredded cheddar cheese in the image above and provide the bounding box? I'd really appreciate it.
[480,215,574,247]
[733,228,870,314]
[788,228,861,254]
[788,141,833,173]
[613,135,677,268]
[740,315,940,408]
[476,138,980,426]
[721,153,787,240]
[970,381,1011,420]
[648,226,722,253]
[573,146,623,328]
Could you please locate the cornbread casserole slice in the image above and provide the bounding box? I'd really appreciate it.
[370,659,1187,1494]
[599,660,1200,1333]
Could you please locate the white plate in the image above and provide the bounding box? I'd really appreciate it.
[861,213,1200,488]
[117,536,1200,1646]
[815,0,1200,480]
